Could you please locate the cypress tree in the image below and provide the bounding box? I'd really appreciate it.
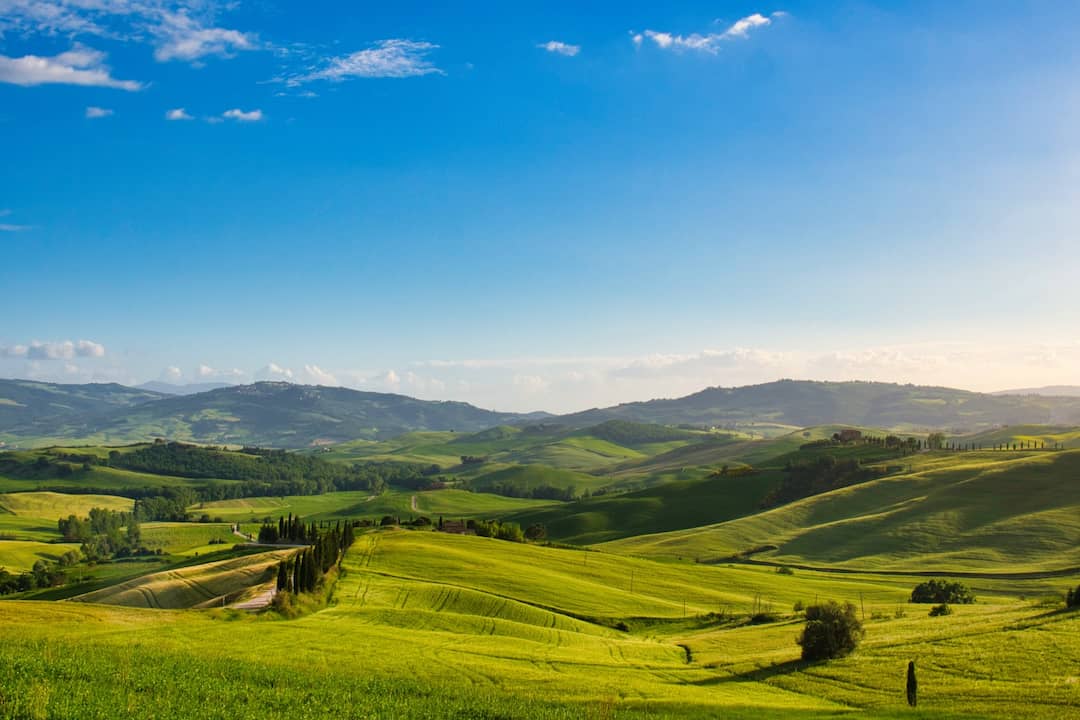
[276,561,288,592]
[906,661,917,707]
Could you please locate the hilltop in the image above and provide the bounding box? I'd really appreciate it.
[6,377,1080,449]
[559,379,1080,430]
[0,380,547,448]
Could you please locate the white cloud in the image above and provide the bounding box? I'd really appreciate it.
[162,365,183,381]
[75,340,106,358]
[85,106,113,118]
[165,107,193,120]
[638,12,781,54]
[0,2,257,66]
[0,208,29,232]
[256,362,294,380]
[152,10,256,62]
[196,363,244,379]
[222,108,262,122]
[538,40,580,57]
[300,364,337,386]
[281,39,443,86]
[8,339,107,361]
[0,46,143,90]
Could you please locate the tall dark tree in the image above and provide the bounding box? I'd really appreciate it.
[906,661,917,707]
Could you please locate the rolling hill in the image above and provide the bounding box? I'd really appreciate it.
[7,377,1080,450]
[603,449,1080,573]
[560,379,1080,430]
[0,380,548,448]
[0,379,167,438]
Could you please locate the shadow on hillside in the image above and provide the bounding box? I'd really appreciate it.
[691,658,820,686]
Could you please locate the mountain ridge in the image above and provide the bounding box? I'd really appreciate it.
[5,377,1080,448]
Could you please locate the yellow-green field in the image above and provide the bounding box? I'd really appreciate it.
[602,450,1080,573]
[0,491,133,520]
[70,548,292,609]
[0,530,1077,719]
[0,539,80,572]
[193,488,556,522]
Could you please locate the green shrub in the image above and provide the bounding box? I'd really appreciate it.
[796,601,864,660]
[1066,584,1080,608]
[910,579,975,604]
[928,603,952,617]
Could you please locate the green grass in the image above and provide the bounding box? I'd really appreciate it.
[467,464,610,494]
[0,491,133,520]
[507,470,784,544]
[958,424,1080,449]
[603,450,1080,573]
[0,540,81,572]
[141,522,240,556]
[70,548,292,609]
[0,530,1077,718]
[193,488,556,523]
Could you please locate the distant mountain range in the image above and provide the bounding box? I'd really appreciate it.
[3,377,1080,449]
[136,381,233,395]
[560,380,1080,429]
[992,385,1080,397]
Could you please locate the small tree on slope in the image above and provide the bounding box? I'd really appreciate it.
[797,601,864,661]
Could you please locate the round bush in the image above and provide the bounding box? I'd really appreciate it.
[796,601,864,661]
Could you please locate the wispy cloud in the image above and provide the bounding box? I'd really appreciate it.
[634,12,782,54]
[152,10,256,62]
[85,106,114,119]
[0,47,143,90]
[538,40,580,57]
[165,107,193,120]
[281,39,443,86]
[0,339,106,360]
[0,209,31,232]
[222,108,262,122]
[0,2,257,65]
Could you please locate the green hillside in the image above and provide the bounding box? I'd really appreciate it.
[194,488,555,523]
[71,548,292,609]
[604,449,1080,573]
[0,379,166,439]
[958,424,1080,449]
[560,379,1080,431]
[1,530,1077,718]
[0,381,546,449]
[507,470,783,545]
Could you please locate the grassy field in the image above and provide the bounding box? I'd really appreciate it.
[0,491,133,520]
[603,450,1080,573]
[141,522,240,557]
[507,470,784,545]
[0,539,81,572]
[958,424,1080,449]
[0,530,1077,718]
[193,488,556,523]
[70,548,292,609]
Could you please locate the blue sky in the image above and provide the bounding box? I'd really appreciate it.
[2,1,1080,411]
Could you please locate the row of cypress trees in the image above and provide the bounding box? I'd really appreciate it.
[274,520,357,594]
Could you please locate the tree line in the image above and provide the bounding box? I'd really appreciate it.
[762,456,883,508]
[271,520,357,595]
